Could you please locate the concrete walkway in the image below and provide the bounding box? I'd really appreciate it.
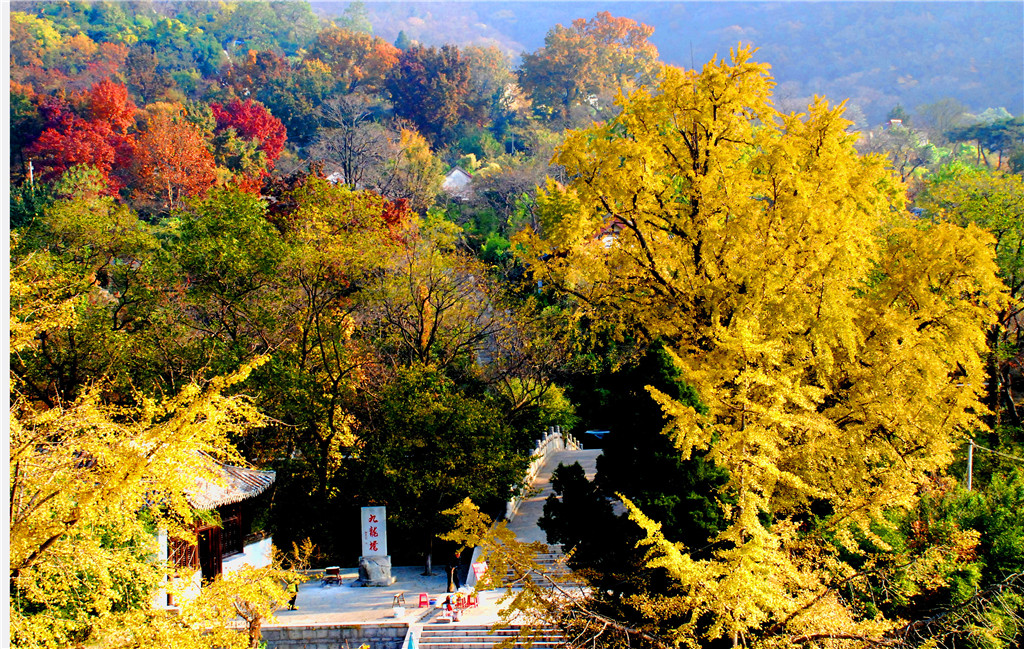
[506,449,602,543]
[269,448,602,627]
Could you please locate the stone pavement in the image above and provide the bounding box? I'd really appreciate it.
[270,448,602,627]
[272,566,506,625]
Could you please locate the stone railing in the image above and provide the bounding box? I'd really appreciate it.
[505,427,580,521]
[262,622,407,649]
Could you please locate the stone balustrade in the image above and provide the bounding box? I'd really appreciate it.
[262,622,407,649]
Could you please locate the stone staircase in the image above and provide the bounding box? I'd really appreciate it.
[501,546,578,588]
[417,623,565,649]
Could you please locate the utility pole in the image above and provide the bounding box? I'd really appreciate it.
[967,439,973,491]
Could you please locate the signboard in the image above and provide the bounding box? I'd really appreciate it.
[361,506,387,556]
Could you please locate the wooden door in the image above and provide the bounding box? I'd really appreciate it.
[197,526,222,580]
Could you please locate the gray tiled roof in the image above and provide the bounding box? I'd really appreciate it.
[186,460,276,511]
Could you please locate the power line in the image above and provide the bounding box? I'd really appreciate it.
[971,440,1024,464]
[966,438,1024,491]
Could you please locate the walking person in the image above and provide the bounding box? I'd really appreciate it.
[447,548,463,592]
[452,550,463,590]
[287,577,299,610]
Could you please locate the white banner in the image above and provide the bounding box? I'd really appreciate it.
[360,506,387,556]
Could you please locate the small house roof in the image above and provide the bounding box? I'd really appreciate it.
[186,461,276,511]
[442,167,474,194]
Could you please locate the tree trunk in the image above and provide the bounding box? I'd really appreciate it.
[249,617,262,648]
[985,323,1004,429]
[423,535,435,576]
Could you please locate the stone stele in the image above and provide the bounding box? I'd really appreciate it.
[355,555,396,586]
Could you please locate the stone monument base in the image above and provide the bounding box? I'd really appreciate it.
[354,555,395,586]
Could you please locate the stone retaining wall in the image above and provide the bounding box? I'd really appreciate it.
[262,623,408,649]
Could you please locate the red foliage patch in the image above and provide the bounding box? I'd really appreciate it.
[85,80,137,134]
[27,114,134,193]
[211,98,287,167]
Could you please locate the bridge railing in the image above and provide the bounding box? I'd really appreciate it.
[507,426,580,521]
[465,427,579,589]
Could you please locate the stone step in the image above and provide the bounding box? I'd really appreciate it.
[420,626,561,637]
[420,638,565,642]
[418,643,563,649]
[504,564,571,572]
[419,639,563,642]
[501,570,578,582]
[418,625,564,644]
[420,633,564,641]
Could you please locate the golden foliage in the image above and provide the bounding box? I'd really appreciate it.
[516,46,1006,645]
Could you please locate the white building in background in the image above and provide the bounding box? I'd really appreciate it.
[441,167,474,200]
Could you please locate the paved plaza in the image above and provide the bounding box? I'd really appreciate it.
[269,448,601,627]
[272,565,507,625]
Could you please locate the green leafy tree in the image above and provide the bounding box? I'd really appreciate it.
[947,116,1024,169]
[539,462,630,574]
[394,30,412,51]
[337,1,373,34]
[593,343,729,551]
[355,365,531,572]
[856,473,1024,647]
[170,188,287,374]
[887,103,912,126]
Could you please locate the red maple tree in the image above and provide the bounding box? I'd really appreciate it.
[211,98,287,167]
[27,114,134,192]
[85,80,137,135]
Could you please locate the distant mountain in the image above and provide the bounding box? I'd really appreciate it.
[313,1,1023,125]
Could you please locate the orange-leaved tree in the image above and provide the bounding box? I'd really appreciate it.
[307,26,400,94]
[519,11,659,121]
[129,109,216,213]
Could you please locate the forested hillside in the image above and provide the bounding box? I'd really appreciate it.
[333,1,1024,125]
[9,1,1024,648]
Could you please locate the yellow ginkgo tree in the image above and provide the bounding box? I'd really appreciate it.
[10,239,293,648]
[515,46,1006,646]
